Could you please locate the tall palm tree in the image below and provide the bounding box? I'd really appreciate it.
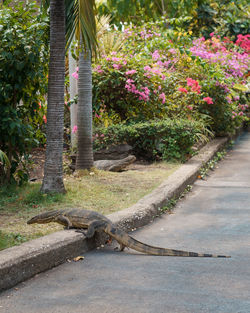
[66,0,97,170]
[41,0,97,192]
[76,47,94,170]
[41,0,66,193]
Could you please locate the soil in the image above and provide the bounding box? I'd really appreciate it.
[28,148,167,181]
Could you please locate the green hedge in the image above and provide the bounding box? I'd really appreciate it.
[94,118,209,161]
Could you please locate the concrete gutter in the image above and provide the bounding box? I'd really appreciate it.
[0,136,234,292]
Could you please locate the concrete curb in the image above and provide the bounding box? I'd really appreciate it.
[0,136,232,292]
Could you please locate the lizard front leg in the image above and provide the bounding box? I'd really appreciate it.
[55,215,73,229]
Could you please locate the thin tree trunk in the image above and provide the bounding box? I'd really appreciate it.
[76,48,94,170]
[69,44,78,149]
[41,0,66,193]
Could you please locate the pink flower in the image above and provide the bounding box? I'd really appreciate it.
[144,65,151,72]
[113,64,122,70]
[203,97,214,104]
[191,85,201,94]
[143,87,150,95]
[187,105,193,110]
[210,32,215,37]
[112,57,121,62]
[94,65,104,73]
[125,70,137,75]
[43,115,47,123]
[187,77,195,86]
[169,48,176,54]
[159,93,166,104]
[72,72,79,80]
[152,50,160,60]
[187,78,201,94]
[178,87,188,94]
[72,125,78,134]
[95,113,101,119]
[126,79,134,84]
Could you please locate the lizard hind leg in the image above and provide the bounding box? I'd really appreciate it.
[84,220,109,238]
[119,243,126,251]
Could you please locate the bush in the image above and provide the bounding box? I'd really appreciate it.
[0,1,49,183]
[94,118,210,161]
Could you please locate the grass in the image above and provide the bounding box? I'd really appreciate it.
[0,230,28,251]
[0,161,180,250]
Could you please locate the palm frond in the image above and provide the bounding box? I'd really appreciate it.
[41,0,97,54]
[95,15,125,57]
[65,0,98,54]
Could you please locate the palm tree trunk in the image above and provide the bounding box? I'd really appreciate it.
[69,44,78,149]
[41,0,66,193]
[76,48,94,170]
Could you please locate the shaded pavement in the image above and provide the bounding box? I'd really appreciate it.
[0,133,250,313]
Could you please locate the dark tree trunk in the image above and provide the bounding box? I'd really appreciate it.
[41,0,66,193]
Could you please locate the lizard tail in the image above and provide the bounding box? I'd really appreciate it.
[105,226,230,258]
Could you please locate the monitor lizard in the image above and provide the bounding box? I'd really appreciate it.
[27,208,230,257]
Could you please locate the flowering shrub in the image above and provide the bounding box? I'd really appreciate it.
[190,35,249,78]
[236,34,250,52]
[91,24,249,136]
[92,50,177,122]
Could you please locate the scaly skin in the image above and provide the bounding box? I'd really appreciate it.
[27,208,230,258]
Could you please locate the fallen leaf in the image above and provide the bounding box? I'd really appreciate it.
[73,256,85,262]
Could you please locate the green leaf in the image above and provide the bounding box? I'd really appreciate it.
[233,84,248,92]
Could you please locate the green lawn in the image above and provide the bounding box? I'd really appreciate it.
[0,161,180,250]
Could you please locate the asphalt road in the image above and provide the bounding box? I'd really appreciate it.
[1,132,250,313]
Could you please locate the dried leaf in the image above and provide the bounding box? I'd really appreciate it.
[73,256,85,262]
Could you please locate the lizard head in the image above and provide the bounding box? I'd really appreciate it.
[27,210,60,224]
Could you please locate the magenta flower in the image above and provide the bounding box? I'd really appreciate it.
[126,79,134,84]
[152,50,160,60]
[72,72,79,80]
[94,65,104,73]
[72,125,78,134]
[113,64,122,70]
[125,70,137,75]
[203,97,214,104]
[144,65,151,72]
[159,93,166,104]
